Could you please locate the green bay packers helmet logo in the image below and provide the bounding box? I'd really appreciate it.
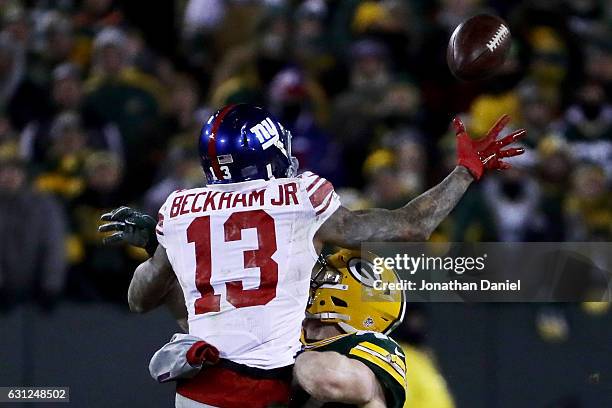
[346,257,378,288]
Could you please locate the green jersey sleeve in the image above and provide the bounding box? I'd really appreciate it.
[306,331,407,408]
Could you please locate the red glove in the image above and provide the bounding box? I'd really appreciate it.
[454,114,526,180]
[186,340,220,367]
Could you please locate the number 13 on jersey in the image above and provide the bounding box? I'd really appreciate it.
[187,209,279,314]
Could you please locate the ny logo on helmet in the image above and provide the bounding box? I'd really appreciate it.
[250,118,288,157]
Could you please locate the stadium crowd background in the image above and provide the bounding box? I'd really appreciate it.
[0,1,611,407]
[3,0,611,307]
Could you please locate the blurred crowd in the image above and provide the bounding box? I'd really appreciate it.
[0,0,611,307]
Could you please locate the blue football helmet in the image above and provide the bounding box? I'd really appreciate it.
[199,104,298,184]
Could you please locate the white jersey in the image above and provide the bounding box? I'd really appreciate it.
[156,172,340,369]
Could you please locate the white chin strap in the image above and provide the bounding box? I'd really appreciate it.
[337,322,358,334]
[308,312,357,334]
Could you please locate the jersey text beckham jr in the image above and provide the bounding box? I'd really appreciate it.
[156,171,340,369]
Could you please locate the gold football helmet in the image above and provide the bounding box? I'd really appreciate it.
[307,249,405,334]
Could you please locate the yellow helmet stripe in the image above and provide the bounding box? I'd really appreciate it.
[349,346,406,386]
[359,341,407,372]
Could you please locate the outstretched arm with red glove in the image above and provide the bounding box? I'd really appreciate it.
[455,114,526,180]
[316,115,526,245]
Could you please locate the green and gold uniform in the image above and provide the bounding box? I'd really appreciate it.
[292,331,407,408]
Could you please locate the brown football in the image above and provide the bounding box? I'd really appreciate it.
[447,14,512,81]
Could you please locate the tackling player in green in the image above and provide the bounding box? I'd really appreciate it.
[292,248,406,408]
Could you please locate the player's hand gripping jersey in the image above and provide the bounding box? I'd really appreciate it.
[156,171,340,369]
[293,331,407,408]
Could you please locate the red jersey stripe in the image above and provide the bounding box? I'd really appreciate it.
[316,192,334,216]
[306,176,322,192]
[156,213,164,235]
[309,180,333,208]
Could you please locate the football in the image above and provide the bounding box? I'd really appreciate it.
[446,14,512,81]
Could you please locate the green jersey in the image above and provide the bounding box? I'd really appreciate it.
[292,331,407,408]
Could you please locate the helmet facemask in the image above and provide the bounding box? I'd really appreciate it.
[283,127,299,178]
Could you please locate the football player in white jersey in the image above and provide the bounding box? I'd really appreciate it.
[101,104,525,407]
[101,213,406,408]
